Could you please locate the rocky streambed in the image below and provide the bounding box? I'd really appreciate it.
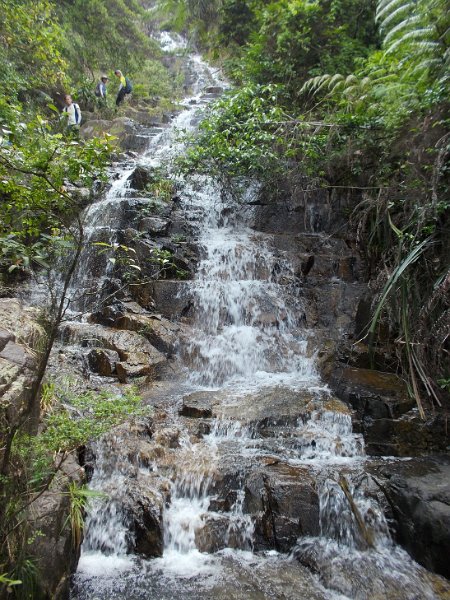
[3,35,449,600]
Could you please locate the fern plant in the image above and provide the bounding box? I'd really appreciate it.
[376,0,449,84]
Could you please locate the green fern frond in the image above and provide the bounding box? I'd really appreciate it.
[370,74,398,84]
[401,57,442,79]
[360,77,373,87]
[385,28,437,53]
[299,74,326,93]
[379,3,414,30]
[327,73,345,89]
[376,0,411,23]
[383,15,422,45]
[300,74,337,94]
[344,74,359,85]
[342,85,360,96]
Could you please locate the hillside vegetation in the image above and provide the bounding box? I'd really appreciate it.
[161,0,450,409]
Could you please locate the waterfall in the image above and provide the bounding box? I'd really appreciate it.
[71,33,449,600]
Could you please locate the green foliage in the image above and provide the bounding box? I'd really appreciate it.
[0,0,67,99]
[0,101,112,276]
[94,239,188,285]
[158,0,222,42]
[57,0,157,77]
[0,574,22,594]
[176,0,449,406]
[66,482,106,548]
[180,83,286,180]
[1,383,146,597]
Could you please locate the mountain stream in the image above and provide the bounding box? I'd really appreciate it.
[65,39,449,600]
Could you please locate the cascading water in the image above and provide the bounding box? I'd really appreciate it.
[71,34,449,600]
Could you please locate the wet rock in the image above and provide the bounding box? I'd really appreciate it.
[81,118,146,152]
[116,361,152,383]
[28,455,84,599]
[295,537,450,600]
[90,303,125,326]
[194,514,251,553]
[60,323,167,381]
[215,386,347,425]
[205,86,224,94]
[180,391,215,418]
[370,456,450,578]
[87,348,120,377]
[152,427,180,449]
[92,307,181,355]
[245,461,320,552]
[195,515,230,552]
[126,478,165,558]
[139,216,171,236]
[329,367,414,420]
[120,314,178,355]
[364,411,449,456]
[246,463,320,552]
[127,165,153,190]
[135,280,191,317]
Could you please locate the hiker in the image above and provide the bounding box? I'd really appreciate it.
[114,69,132,106]
[62,94,82,133]
[95,75,109,101]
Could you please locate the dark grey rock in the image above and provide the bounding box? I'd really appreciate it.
[329,367,414,420]
[127,165,153,190]
[139,216,171,236]
[370,456,450,578]
[28,456,84,599]
[0,340,29,367]
[180,391,214,418]
[245,463,320,552]
[0,328,14,351]
[87,348,120,377]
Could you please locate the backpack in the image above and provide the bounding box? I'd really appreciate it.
[73,103,82,125]
[95,82,102,97]
[125,78,133,94]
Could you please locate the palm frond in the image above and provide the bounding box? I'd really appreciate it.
[369,238,432,340]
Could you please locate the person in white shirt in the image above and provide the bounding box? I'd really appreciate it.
[62,94,82,132]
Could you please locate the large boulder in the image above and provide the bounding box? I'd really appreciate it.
[28,456,84,599]
[60,322,167,381]
[329,367,414,420]
[90,303,181,355]
[81,118,147,152]
[245,462,320,552]
[180,391,214,418]
[127,165,153,190]
[364,411,449,456]
[87,348,120,376]
[126,477,165,558]
[0,299,45,423]
[139,216,171,236]
[369,456,450,578]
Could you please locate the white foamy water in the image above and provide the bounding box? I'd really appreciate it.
[71,34,448,600]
